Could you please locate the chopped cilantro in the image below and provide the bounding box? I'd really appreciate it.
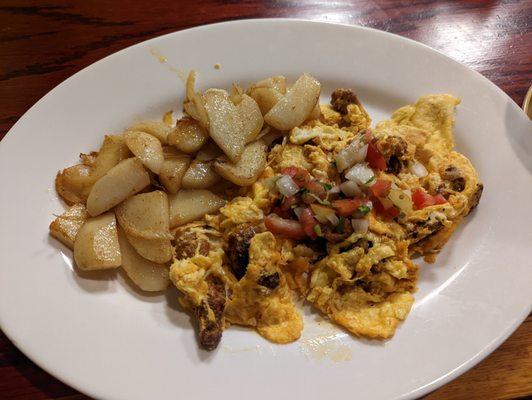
[298,188,308,195]
[335,216,345,233]
[313,225,323,236]
[323,182,333,191]
[357,204,371,215]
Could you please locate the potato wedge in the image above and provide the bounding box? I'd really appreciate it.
[80,152,98,167]
[117,227,170,291]
[49,204,89,249]
[91,135,131,180]
[55,164,92,205]
[237,94,264,143]
[74,212,121,270]
[202,89,246,163]
[159,157,191,194]
[254,75,287,94]
[115,191,172,240]
[214,140,267,186]
[167,117,209,154]
[126,121,173,145]
[182,160,221,189]
[124,131,164,174]
[86,158,150,216]
[124,233,173,264]
[168,189,226,227]
[249,87,284,115]
[264,73,321,130]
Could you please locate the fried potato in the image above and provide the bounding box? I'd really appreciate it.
[237,94,263,143]
[124,131,164,174]
[254,75,287,94]
[86,158,150,216]
[159,157,190,193]
[115,190,172,240]
[117,227,170,291]
[168,189,226,227]
[49,204,89,250]
[203,88,246,163]
[167,117,209,154]
[74,212,121,270]
[264,73,321,130]
[126,121,172,145]
[214,140,267,186]
[91,135,132,180]
[123,233,173,264]
[196,140,223,161]
[249,87,284,115]
[55,164,92,205]
[182,160,221,189]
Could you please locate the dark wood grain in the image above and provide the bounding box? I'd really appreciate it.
[0,1,530,399]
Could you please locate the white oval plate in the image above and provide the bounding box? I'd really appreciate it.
[0,19,531,400]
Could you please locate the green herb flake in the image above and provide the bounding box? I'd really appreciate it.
[365,175,376,185]
[335,216,345,233]
[322,183,333,191]
[357,204,371,215]
[313,225,323,236]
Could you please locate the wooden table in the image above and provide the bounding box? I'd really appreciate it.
[0,1,530,399]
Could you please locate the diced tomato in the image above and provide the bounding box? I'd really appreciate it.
[272,206,292,219]
[282,166,310,187]
[280,195,297,211]
[412,188,447,210]
[372,197,400,219]
[298,208,319,239]
[305,180,326,196]
[332,198,365,217]
[265,215,306,240]
[366,142,387,171]
[370,179,392,197]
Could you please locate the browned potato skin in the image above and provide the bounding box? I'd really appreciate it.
[168,117,209,154]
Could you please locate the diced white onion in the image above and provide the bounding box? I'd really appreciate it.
[335,140,367,172]
[345,163,374,185]
[326,213,339,226]
[293,207,305,219]
[351,218,369,233]
[340,180,362,197]
[328,185,341,194]
[410,161,428,178]
[276,175,299,196]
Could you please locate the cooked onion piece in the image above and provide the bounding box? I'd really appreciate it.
[254,75,287,94]
[182,160,221,189]
[167,117,209,154]
[124,131,164,174]
[91,134,132,181]
[264,73,321,131]
[74,212,121,270]
[159,157,191,193]
[49,204,89,250]
[117,227,170,291]
[203,88,246,162]
[86,158,150,216]
[214,140,267,186]
[168,189,226,227]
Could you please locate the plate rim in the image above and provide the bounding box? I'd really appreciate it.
[0,18,530,400]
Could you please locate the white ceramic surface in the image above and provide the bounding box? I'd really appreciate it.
[0,19,531,400]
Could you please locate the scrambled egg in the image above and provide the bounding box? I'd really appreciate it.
[170,91,481,348]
